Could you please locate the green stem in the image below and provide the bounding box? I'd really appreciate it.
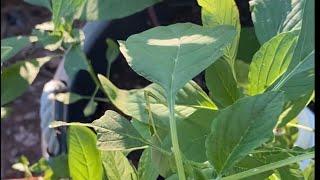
[168,94,186,180]
[222,152,314,180]
[287,123,314,132]
[107,62,111,78]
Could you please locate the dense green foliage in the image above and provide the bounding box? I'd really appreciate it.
[1,0,314,179]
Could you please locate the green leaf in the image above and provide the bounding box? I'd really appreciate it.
[54,92,84,104]
[47,154,70,179]
[166,168,214,180]
[106,38,120,77]
[1,57,51,106]
[235,60,250,90]
[64,44,98,84]
[161,109,217,163]
[1,36,36,63]
[198,0,241,65]
[205,58,243,108]
[106,38,120,64]
[236,27,261,63]
[92,110,148,151]
[230,155,274,180]
[198,0,242,106]
[119,23,236,95]
[52,0,84,29]
[32,29,63,51]
[251,0,304,44]
[101,151,138,180]
[138,148,159,180]
[67,126,103,180]
[222,152,314,180]
[120,22,235,179]
[98,74,217,127]
[271,0,314,126]
[24,0,51,10]
[247,32,298,96]
[252,151,304,180]
[78,0,161,21]
[83,99,97,117]
[205,91,285,175]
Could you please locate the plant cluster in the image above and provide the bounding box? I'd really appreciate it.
[1,0,314,179]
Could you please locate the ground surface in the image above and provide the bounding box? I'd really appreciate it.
[1,0,53,178]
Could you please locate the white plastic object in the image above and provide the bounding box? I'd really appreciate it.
[294,107,315,170]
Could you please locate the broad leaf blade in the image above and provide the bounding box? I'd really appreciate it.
[198,0,240,63]
[205,91,285,175]
[205,58,243,108]
[251,0,304,44]
[198,0,242,106]
[138,148,159,180]
[92,110,148,151]
[67,126,103,179]
[247,32,298,95]
[1,57,50,106]
[271,0,314,126]
[119,23,236,94]
[64,44,98,85]
[101,151,138,180]
[52,0,84,29]
[98,74,217,127]
[1,36,35,63]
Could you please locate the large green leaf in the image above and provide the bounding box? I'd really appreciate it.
[205,91,285,175]
[92,110,148,151]
[101,151,138,180]
[160,109,217,163]
[247,32,298,95]
[119,23,235,179]
[251,0,305,44]
[67,126,103,179]
[270,0,314,126]
[99,74,218,162]
[78,0,161,21]
[1,36,35,63]
[52,0,84,29]
[119,23,236,95]
[64,44,98,84]
[1,57,50,106]
[205,58,243,108]
[138,148,159,180]
[198,0,240,65]
[198,0,242,106]
[98,75,216,127]
[47,154,70,179]
[230,155,274,180]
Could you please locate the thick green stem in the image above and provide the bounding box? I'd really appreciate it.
[168,94,186,180]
